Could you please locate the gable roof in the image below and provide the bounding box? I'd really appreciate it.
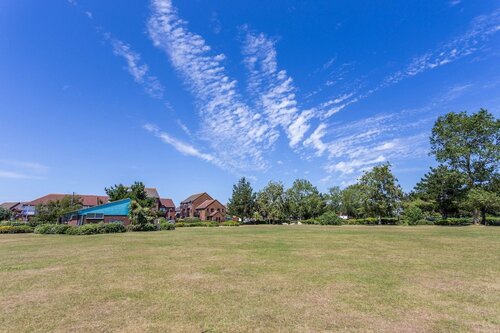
[181,192,211,204]
[145,188,160,198]
[209,210,224,217]
[0,202,21,210]
[195,199,215,210]
[159,198,175,208]
[27,194,108,207]
[195,199,224,210]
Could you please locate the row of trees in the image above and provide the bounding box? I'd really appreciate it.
[228,109,499,225]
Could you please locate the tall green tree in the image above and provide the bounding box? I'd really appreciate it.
[341,184,365,218]
[287,179,325,220]
[256,181,288,224]
[227,177,256,220]
[462,188,500,225]
[105,182,155,208]
[430,109,499,222]
[359,163,404,222]
[325,186,343,214]
[105,184,130,201]
[35,195,82,224]
[413,165,467,218]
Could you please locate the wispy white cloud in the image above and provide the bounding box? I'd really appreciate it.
[148,0,277,172]
[243,31,310,147]
[0,170,42,180]
[143,124,216,164]
[176,119,191,136]
[109,38,164,99]
[0,160,48,180]
[449,0,461,7]
[383,9,500,87]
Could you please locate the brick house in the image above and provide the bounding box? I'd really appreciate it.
[195,199,226,222]
[179,192,214,218]
[159,198,175,220]
[179,193,227,222]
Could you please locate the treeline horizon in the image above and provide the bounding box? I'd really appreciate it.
[227,109,499,225]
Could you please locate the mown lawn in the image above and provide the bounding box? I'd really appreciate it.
[0,225,499,332]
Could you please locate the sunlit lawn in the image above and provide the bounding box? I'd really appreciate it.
[0,225,499,332]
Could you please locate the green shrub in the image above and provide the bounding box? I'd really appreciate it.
[404,205,424,225]
[34,224,71,234]
[0,225,34,234]
[159,221,175,230]
[317,211,344,225]
[434,218,472,226]
[175,221,219,228]
[0,221,26,227]
[126,223,159,232]
[485,216,500,226]
[221,221,240,226]
[300,219,318,225]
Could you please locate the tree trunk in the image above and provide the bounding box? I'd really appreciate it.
[473,209,480,225]
[378,215,381,225]
[481,208,487,226]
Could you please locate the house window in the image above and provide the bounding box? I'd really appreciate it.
[86,213,104,220]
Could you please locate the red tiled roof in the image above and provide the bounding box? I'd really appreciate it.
[159,198,175,208]
[27,194,108,207]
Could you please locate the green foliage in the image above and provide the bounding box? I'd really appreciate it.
[317,211,343,225]
[403,204,424,225]
[33,195,82,224]
[287,179,325,220]
[413,165,467,218]
[430,109,499,188]
[359,163,404,220]
[221,220,240,226]
[434,218,472,226]
[0,207,12,221]
[256,181,288,223]
[462,188,500,225]
[129,200,156,225]
[227,177,256,220]
[105,181,155,208]
[340,184,365,218]
[35,222,126,235]
[175,221,219,228]
[159,221,175,230]
[346,217,399,225]
[326,186,342,214]
[0,221,25,227]
[34,224,71,234]
[126,223,159,232]
[0,225,34,233]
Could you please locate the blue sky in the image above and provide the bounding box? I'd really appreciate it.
[1,0,500,204]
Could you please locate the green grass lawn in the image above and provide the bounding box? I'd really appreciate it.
[0,226,499,332]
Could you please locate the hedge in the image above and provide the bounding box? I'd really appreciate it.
[434,218,472,226]
[0,221,27,227]
[159,221,175,230]
[221,221,240,226]
[0,225,34,234]
[126,223,159,232]
[175,221,220,228]
[35,222,126,235]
